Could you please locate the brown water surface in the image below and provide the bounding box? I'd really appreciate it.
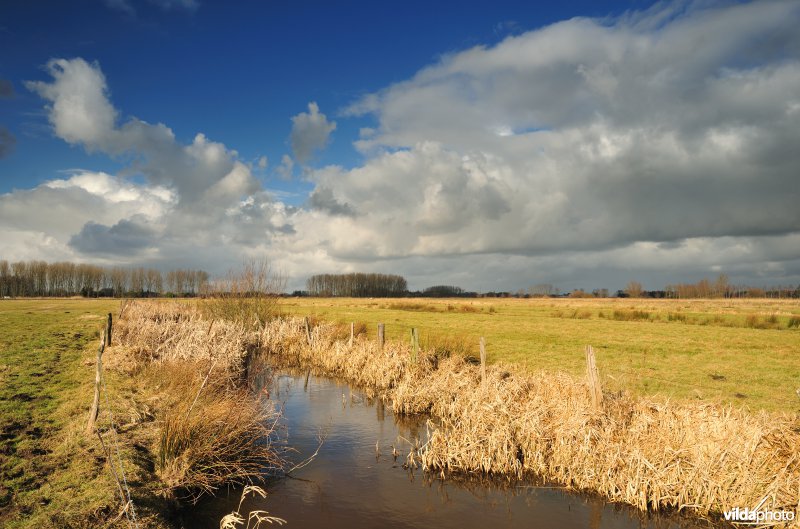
[184,372,716,528]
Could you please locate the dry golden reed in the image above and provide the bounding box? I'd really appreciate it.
[113,300,259,382]
[111,301,283,501]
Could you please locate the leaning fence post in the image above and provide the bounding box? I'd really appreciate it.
[480,337,486,385]
[377,323,385,349]
[410,328,419,363]
[349,322,354,347]
[585,345,603,409]
[87,323,107,434]
[304,316,312,345]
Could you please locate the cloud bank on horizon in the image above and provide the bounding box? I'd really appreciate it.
[2,0,799,291]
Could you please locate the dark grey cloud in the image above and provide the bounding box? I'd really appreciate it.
[0,127,15,158]
[69,219,156,256]
[289,102,336,164]
[309,187,356,217]
[326,0,800,261]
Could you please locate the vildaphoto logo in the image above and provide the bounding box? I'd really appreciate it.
[723,496,796,526]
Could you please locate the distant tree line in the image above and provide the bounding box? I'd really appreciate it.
[306,273,408,297]
[660,275,799,299]
[513,275,799,300]
[479,275,799,300]
[420,285,475,298]
[0,259,209,298]
[301,272,799,299]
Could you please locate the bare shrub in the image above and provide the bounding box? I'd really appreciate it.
[202,259,286,328]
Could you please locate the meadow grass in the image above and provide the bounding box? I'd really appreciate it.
[0,298,175,528]
[278,297,800,412]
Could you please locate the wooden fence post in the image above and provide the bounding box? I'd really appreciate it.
[106,313,112,346]
[86,323,108,434]
[304,316,312,345]
[349,322,354,347]
[480,337,486,385]
[410,328,419,363]
[377,323,385,349]
[585,345,603,410]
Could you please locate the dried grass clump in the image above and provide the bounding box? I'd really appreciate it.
[220,486,286,528]
[152,362,282,501]
[258,314,800,525]
[114,301,259,382]
[258,317,411,397]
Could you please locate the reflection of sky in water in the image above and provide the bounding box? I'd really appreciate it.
[185,372,711,529]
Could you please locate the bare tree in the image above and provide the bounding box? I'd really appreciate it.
[625,281,643,298]
[205,259,286,326]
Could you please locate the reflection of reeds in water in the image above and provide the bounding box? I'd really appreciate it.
[119,302,800,526]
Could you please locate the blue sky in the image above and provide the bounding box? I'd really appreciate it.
[1,0,643,195]
[1,0,799,292]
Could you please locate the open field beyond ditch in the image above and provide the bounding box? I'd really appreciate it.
[279,297,800,413]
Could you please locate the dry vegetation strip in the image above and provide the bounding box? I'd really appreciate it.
[110,301,284,502]
[117,301,800,527]
[278,297,800,413]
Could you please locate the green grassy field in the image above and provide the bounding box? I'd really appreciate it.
[0,299,120,527]
[0,299,176,529]
[279,297,800,413]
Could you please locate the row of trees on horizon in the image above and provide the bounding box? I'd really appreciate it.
[0,259,209,298]
[2,260,798,299]
[302,274,800,299]
[305,273,408,297]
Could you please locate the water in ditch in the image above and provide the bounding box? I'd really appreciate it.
[183,371,716,528]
